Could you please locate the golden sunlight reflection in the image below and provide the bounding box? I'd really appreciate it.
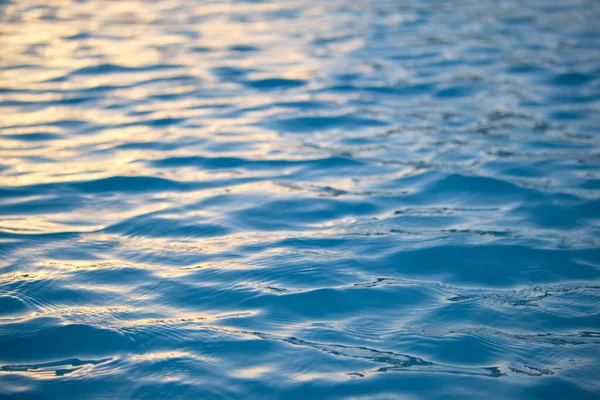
[235,366,275,379]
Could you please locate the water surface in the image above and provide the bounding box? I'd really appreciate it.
[1,0,600,398]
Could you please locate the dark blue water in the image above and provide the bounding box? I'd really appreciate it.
[1,0,600,398]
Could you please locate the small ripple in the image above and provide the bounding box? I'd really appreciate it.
[243,78,306,90]
[1,358,112,377]
[267,115,389,133]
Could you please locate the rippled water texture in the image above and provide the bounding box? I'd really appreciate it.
[1,0,600,398]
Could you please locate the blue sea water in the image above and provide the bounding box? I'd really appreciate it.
[1,0,600,398]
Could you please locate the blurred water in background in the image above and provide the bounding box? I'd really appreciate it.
[1,0,600,398]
